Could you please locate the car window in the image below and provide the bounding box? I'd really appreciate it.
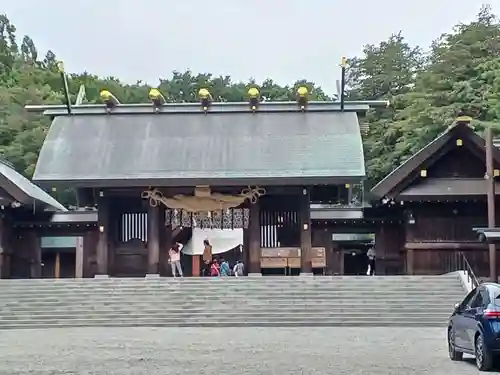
[481,289,491,307]
[470,289,485,309]
[460,288,478,310]
[490,285,500,299]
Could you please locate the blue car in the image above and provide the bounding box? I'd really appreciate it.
[448,283,500,371]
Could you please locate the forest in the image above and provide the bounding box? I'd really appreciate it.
[1,6,500,198]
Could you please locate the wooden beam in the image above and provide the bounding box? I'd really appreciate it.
[404,242,488,250]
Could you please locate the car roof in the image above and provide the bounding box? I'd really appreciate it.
[480,282,500,287]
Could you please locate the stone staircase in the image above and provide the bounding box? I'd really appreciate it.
[0,275,465,329]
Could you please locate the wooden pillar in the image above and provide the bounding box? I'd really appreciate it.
[338,247,344,275]
[55,252,61,279]
[374,224,387,275]
[28,231,41,278]
[82,230,98,277]
[313,229,333,275]
[486,126,497,282]
[300,188,312,274]
[147,204,160,275]
[248,202,261,275]
[192,255,200,277]
[324,230,334,275]
[160,224,172,277]
[0,216,5,279]
[0,215,12,279]
[96,196,109,276]
[406,249,415,275]
[75,236,84,278]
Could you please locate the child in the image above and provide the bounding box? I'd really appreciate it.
[220,258,230,276]
[210,259,220,277]
[233,260,244,277]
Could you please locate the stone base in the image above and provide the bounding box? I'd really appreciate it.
[145,273,160,278]
[94,274,109,279]
[248,273,262,277]
[299,272,314,277]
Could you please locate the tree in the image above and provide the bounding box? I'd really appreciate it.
[345,6,500,187]
[2,6,500,205]
[346,32,424,186]
[391,5,500,168]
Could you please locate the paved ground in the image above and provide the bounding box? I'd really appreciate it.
[0,327,490,375]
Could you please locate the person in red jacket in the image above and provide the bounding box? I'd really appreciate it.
[210,258,220,277]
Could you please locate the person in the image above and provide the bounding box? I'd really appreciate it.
[210,258,220,277]
[220,258,230,276]
[366,247,376,276]
[233,260,244,277]
[169,242,183,277]
[202,239,212,277]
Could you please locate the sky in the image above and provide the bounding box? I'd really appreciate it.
[0,0,498,94]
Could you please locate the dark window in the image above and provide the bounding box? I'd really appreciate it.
[470,288,485,309]
[489,285,500,299]
[481,289,491,307]
[460,288,478,311]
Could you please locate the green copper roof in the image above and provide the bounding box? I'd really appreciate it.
[33,110,365,187]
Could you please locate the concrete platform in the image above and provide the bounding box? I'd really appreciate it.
[0,327,489,374]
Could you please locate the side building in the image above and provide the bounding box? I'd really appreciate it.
[370,118,499,277]
[0,159,98,279]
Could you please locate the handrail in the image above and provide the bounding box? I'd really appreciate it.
[447,251,480,289]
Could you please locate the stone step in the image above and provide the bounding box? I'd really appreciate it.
[0,296,461,309]
[0,306,455,314]
[0,279,462,285]
[1,276,460,286]
[0,320,447,329]
[0,298,462,307]
[0,293,464,301]
[0,303,456,311]
[2,273,458,283]
[0,312,452,321]
[0,283,464,289]
[0,314,450,322]
[0,317,449,328]
[0,289,464,296]
[0,276,464,329]
[0,282,464,289]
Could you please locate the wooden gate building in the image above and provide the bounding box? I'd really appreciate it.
[30,97,380,277]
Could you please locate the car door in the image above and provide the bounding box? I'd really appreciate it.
[462,287,486,351]
[454,288,478,350]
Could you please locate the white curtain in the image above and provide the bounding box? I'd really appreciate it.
[181,228,244,255]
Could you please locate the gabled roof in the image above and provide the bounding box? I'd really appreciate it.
[371,122,500,199]
[33,107,366,187]
[0,161,67,211]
